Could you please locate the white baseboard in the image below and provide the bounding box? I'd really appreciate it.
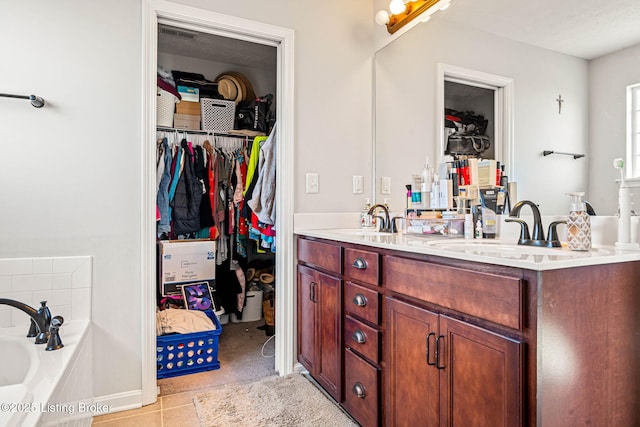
[92,389,146,415]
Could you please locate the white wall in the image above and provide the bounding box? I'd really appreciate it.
[0,0,372,405]
[375,17,589,215]
[588,43,640,215]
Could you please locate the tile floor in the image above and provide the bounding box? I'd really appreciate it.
[92,320,275,426]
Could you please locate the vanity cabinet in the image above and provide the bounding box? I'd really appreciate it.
[296,239,343,401]
[296,234,640,427]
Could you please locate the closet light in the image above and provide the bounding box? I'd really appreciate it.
[375,0,452,34]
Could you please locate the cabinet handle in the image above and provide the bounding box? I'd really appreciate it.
[352,382,366,398]
[310,281,317,303]
[436,335,445,370]
[352,329,366,344]
[426,332,436,366]
[352,293,367,307]
[352,257,367,270]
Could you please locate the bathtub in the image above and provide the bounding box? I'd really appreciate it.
[0,320,92,427]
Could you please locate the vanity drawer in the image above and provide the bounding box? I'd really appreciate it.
[344,315,380,364]
[343,349,379,427]
[344,247,380,286]
[344,281,380,325]
[384,256,523,330]
[297,238,342,274]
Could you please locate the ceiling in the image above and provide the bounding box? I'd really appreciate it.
[159,1,640,64]
[158,25,277,68]
[439,0,640,60]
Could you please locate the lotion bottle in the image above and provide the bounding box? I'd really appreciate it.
[360,198,373,228]
[566,192,591,251]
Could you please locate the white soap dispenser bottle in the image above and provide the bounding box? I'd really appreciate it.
[361,198,373,229]
[566,192,591,251]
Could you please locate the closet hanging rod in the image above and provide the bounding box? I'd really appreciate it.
[156,126,260,139]
[0,93,45,108]
[542,150,585,159]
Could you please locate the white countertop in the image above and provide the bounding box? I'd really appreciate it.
[296,228,640,271]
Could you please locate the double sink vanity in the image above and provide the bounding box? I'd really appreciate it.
[295,226,640,426]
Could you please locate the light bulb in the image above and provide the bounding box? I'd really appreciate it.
[439,1,451,10]
[389,0,406,15]
[375,10,390,25]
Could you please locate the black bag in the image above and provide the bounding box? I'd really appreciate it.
[446,133,491,157]
[235,94,273,133]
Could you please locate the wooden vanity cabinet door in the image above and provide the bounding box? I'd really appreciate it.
[386,298,440,427]
[439,315,523,427]
[296,264,343,402]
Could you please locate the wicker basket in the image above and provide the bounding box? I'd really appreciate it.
[201,98,236,131]
[157,87,178,127]
[156,310,222,379]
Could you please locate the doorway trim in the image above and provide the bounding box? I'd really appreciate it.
[142,0,295,405]
[436,63,514,178]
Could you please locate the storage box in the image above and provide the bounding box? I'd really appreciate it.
[156,310,221,379]
[201,98,236,131]
[401,217,465,238]
[176,100,202,115]
[173,113,200,130]
[177,85,200,102]
[230,290,263,323]
[157,87,178,127]
[161,279,215,297]
[158,240,216,296]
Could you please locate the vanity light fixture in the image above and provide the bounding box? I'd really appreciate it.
[375,0,452,34]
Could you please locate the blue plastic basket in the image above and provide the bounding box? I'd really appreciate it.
[156,310,222,379]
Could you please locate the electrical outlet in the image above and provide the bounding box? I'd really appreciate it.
[353,175,363,194]
[381,176,392,194]
[306,173,319,193]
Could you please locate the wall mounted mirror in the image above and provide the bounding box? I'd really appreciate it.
[374,0,640,215]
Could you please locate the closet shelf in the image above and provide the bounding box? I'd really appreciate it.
[157,126,265,139]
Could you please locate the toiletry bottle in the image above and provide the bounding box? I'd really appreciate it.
[421,158,432,209]
[566,192,591,251]
[411,174,424,209]
[406,184,413,210]
[360,198,373,228]
[464,213,473,239]
[482,206,497,239]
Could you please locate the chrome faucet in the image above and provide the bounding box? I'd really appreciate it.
[368,203,398,233]
[0,299,53,345]
[505,200,564,248]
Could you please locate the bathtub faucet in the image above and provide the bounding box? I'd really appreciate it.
[0,299,51,345]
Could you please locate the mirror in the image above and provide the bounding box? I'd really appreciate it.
[374,0,640,215]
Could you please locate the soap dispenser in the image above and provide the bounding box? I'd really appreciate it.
[566,192,591,251]
[360,198,373,229]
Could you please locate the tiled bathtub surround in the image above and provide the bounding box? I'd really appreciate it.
[0,256,92,329]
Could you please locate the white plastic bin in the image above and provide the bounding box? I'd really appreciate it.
[231,290,263,323]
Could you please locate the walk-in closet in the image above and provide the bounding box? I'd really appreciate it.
[154,24,278,392]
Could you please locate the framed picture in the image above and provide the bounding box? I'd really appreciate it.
[181,281,214,311]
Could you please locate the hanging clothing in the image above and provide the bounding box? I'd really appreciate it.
[157,138,173,236]
[248,124,277,226]
[172,139,203,236]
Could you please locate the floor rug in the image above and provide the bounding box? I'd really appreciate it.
[193,373,358,426]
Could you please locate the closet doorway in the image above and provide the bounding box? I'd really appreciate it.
[142,1,295,406]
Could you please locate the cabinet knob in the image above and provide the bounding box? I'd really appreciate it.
[352,257,367,270]
[352,329,366,344]
[352,382,366,398]
[352,293,367,307]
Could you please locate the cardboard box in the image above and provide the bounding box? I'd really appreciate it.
[173,113,200,130]
[158,240,216,296]
[176,100,201,115]
[177,85,199,102]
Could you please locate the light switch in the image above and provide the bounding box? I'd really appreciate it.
[381,176,392,195]
[306,173,319,193]
[353,175,363,194]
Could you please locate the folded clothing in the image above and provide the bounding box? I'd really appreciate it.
[156,308,215,336]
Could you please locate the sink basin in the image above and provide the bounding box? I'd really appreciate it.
[326,228,392,237]
[426,239,614,259]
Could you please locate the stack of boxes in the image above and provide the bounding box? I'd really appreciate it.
[174,85,201,130]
